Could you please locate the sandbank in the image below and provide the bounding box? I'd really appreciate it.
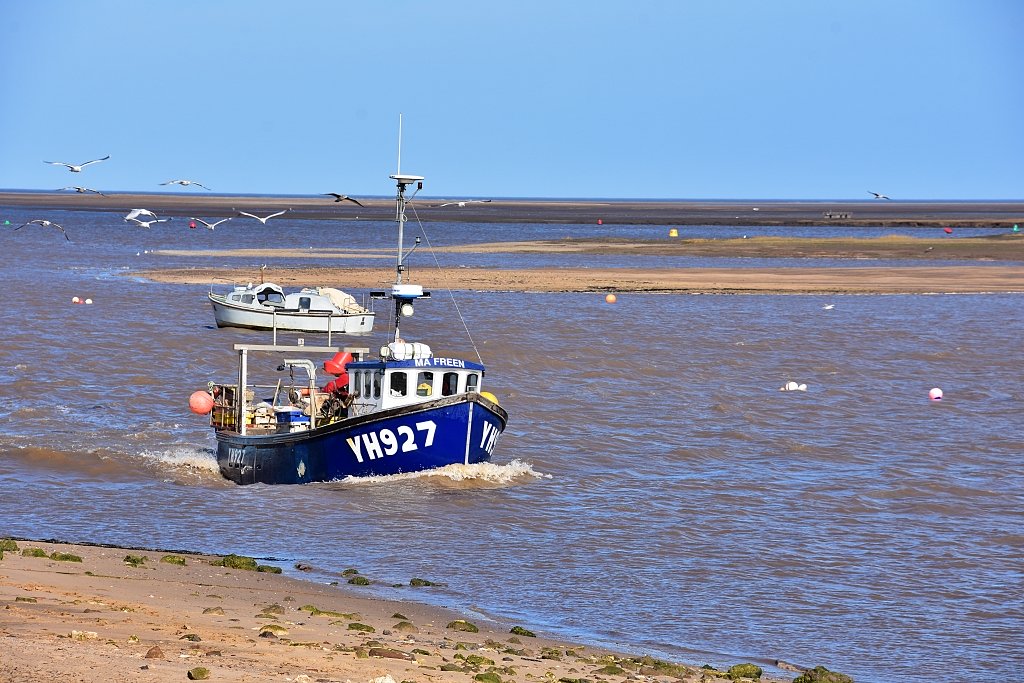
[141,263,1024,295]
[0,538,795,682]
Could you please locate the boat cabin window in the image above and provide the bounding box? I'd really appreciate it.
[442,372,459,396]
[234,294,255,304]
[298,296,311,310]
[257,291,284,305]
[352,371,362,398]
[416,371,434,397]
[363,371,372,398]
[390,371,407,397]
[373,373,381,398]
[466,373,479,393]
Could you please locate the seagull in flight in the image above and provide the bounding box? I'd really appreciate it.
[43,155,110,172]
[124,208,158,222]
[161,179,211,190]
[436,199,492,208]
[15,219,70,241]
[322,193,365,207]
[868,191,891,200]
[236,209,290,224]
[125,217,171,229]
[190,216,233,230]
[57,186,106,196]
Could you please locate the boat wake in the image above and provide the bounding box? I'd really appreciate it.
[337,459,548,488]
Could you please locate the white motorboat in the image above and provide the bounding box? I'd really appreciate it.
[208,282,375,335]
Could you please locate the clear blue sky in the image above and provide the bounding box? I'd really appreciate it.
[2,1,1021,200]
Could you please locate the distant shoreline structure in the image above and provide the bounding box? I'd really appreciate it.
[1,190,1022,227]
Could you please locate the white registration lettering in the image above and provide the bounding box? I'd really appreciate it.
[397,425,417,452]
[416,420,436,447]
[380,428,399,456]
[362,432,383,460]
[346,436,364,463]
[346,420,438,462]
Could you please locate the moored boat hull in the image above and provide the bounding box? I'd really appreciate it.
[216,394,507,485]
[209,294,374,334]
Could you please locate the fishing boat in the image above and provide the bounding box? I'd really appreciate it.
[208,282,374,335]
[192,169,508,485]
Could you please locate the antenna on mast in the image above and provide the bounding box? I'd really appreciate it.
[396,113,403,175]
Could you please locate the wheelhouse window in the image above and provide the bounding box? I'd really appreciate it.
[416,371,434,396]
[373,373,381,398]
[442,372,459,396]
[466,373,479,393]
[352,371,362,397]
[298,296,311,310]
[390,371,407,397]
[242,294,254,304]
[363,371,372,398]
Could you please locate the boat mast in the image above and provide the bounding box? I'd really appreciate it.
[386,116,425,344]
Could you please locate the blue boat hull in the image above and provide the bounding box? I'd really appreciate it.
[216,394,508,485]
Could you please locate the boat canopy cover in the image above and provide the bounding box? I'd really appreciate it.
[317,287,369,313]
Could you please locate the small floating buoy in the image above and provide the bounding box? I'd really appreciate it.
[1013,224,1019,233]
[84,298,93,305]
[943,227,953,235]
[72,296,80,304]
[597,219,603,225]
[189,390,215,415]
[669,228,678,237]
[929,387,943,401]
[189,220,196,229]
[605,293,617,304]
[780,381,807,392]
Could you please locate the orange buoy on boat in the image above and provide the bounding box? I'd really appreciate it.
[189,390,215,415]
[324,352,353,376]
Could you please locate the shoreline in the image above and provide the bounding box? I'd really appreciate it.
[0,537,802,682]
[3,190,1023,226]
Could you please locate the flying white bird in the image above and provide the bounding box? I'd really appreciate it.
[190,216,233,230]
[869,191,891,200]
[322,193,365,207]
[57,186,106,196]
[436,199,492,208]
[43,155,110,172]
[15,219,70,241]
[126,217,170,229]
[236,209,290,224]
[161,179,211,190]
[124,208,158,222]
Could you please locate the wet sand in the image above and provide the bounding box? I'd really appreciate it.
[0,539,795,682]
[3,190,1023,226]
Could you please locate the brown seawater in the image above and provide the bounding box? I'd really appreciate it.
[0,206,1021,683]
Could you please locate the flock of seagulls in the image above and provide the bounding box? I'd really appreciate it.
[43,156,110,173]
[236,209,290,224]
[190,216,233,230]
[16,219,69,241]
[125,216,170,229]
[58,185,106,196]
[322,193,364,206]
[434,199,492,208]
[161,179,211,190]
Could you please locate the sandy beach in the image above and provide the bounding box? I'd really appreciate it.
[0,539,797,683]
